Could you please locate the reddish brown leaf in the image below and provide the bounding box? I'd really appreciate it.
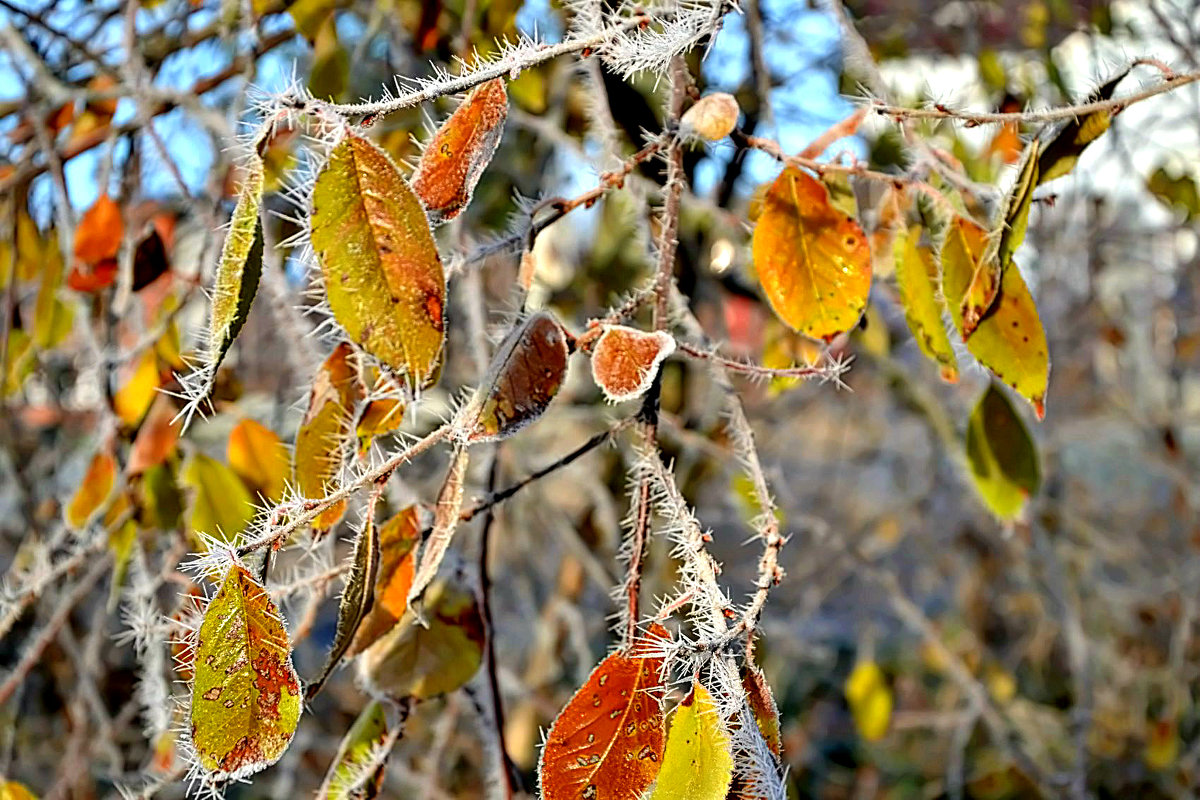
[411,78,508,225]
[539,627,667,800]
[590,326,675,403]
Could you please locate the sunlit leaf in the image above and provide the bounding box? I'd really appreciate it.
[2,328,34,397]
[348,506,420,656]
[679,93,740,142]
[359,575,484,700]
[741,663,782,761]
[752,166,871,342]
[647,682,734,800]
[992,138,1040,288]
[189,563,302,780]
[228,418,289,503]
[965,383,1041,520]
[1145,718,1179,771]
[307,514,380,700]
[65,450,116,529]
[539,627,666,800]
[320,700,390,799]
[461,311,571,442]
[206,155,265,385]
[0,781,38,800]
[590,325,675,403]
[941,216,1050,416]
[893,226,958,382]
[311,133,445,388]
[844,660,891,742]
[114,349,161,426]
[295,343,361,533]
[356,397,405,454]
[411,78,508,225]
[1036,68,1128,185]
[15,212,42,283]
[73,194,123,266]
[182,453,255,545]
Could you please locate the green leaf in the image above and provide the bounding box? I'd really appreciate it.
[1035,67,1129,185]
[648,682,734,800]
[182,453,255,546]
[306,514,380,700]
[310,133,446,389]
[965,383,1041,520]
[320,700,390,799]
[207,156,265,384]
[190,563,302,780]
[894,226,958,382]
[359,575,484,700]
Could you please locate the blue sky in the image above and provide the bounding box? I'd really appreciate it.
[0,0,857,220]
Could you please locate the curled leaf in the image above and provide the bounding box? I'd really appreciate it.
[539,628,666,800]
[590,326,675,403]
[411,78,508,225]
[348,506,420,656]
[207,156,265,383]
[311,133,445,388]
[988,138,1041,304]
[406,446,469,618]
[1036,67,1128,186]
[307,513,381,700]
[320,700,391,799]
[461,311,571,442]
[680,93,740,141]
[941,216,1049,417]
[359,575,484,700]
[356,397,406,454]
[648,682,734,800]
[752,166,872,342]
[295,343,362,533]
[189,564,302,780]
[966,383,1041,520]
[893,226,957,382]
[741,664,782,761]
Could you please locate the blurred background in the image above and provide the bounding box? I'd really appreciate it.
[1,0,1199,797]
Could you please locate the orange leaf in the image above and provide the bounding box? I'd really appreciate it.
[294,343,361,533]
[411,78,508,225]
[66,450,116,528]
[228,418,290,503]
[590,326,675,403]
[74,194,123,266]
[128,396,181,475]
[539,628,667,800]
[752,167,872,342]
[742,663,782,760]
[348,506,420,656]
[66,257,119,293]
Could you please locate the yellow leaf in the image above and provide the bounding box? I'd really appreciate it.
[114,349,161,426]
[310,133,445,389]
[752,166,872,342]
[358,576,484,700]
[294,343,361,533]
[32,235,73,350]
[992,139,1040,287]
[893,226,958,382]
[844,661,891,742]
[1145,718,1179,771]
[355,397,405,454]
[3,328,34,397]
[966,384,1041,520]
[1036,68,1128,186]
[182,453,255,545]
[0,781,38,800]
[648,682,734,800]
[941,216,1049,417]
[227,418,289,503]
[66,451,116,528]
[189,563,301,780]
